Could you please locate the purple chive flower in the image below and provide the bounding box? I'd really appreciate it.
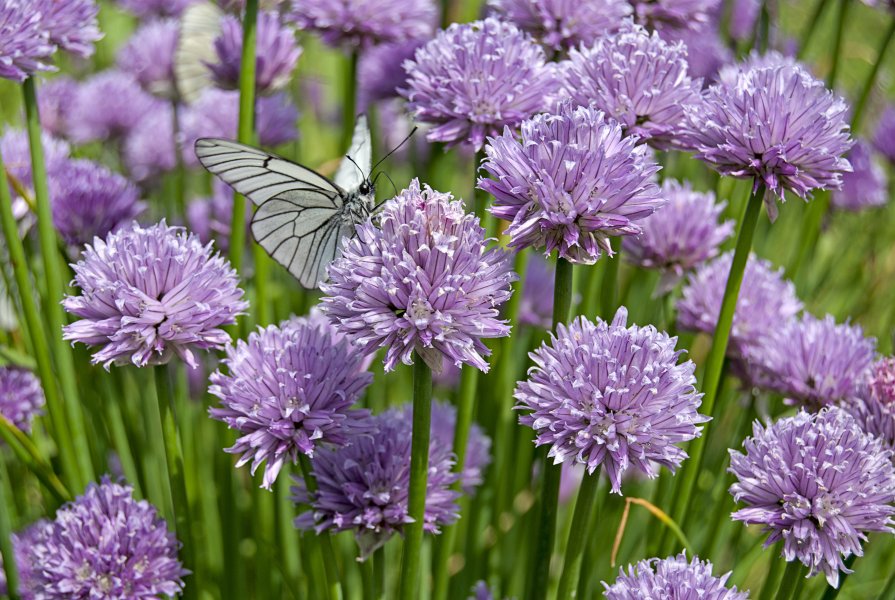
[623,180,734,290]
[873,106,895,164]
[62,221,248,369]
[486,0,631,50]
[0,1,55,82]
[123,102,176,182]
[35,76,77,137]
[469,581,496,600]
[849,358,895,448]
[288,0,436,48]
[0,367,44,432]
[69,70,163,143]
[684,64,853,221]
[677,252,803,362]
[750,314,876,407]
[33,0,102,59]
[603,553,748,599]
[518,254,554,329]
[15,478,187,599]
[358,40,423,109]
[629,0,719,33]
[208,11,301,94]
[1,128,70,214]
[480,102,663,264]
[50,159,145,249]
[668,27,732,82]
[716,50,799,87]
[729,407,895,587]
[431,401,492,493]
[117,19,179,99]
[209,317,373,490]
[185,179,245,249]
[293,407,459,559]
[515,307,708,494]
[401,18,560,150]
[322,179,515,374]
[116,0,197,18]
[560,22,702,150]
[832,139,889,211]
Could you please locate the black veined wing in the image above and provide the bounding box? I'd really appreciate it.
[174,2,222,104]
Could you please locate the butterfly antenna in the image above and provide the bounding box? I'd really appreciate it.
[370,126,418,175]
[345,154,366,179]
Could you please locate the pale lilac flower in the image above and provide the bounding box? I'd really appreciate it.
[293,408,459,559]
[116,0,197,18]
[729,407,895,587]
[1,128,69,216]
[515,307,708,494]
[186,179,244,249]
[629,0,720,32]
[117,19,179,99]
[561,22,703,150]
[288,0,437,48]
[873,106,895,164]
[518,253,554,329]
[0,367,44,433]
[716,50,799,87]
[208,11,301,94]
[33,0,102,58]
[401,18,559,150]
[35,76,76,137]
[63,221,248,369]
[15,478,187,599]
[848,358,895,448]
[50,159,145,248]
[684,64,853,221]
[623,180,734,289]
[668,27,731,82]
[832,140,889,211]
[604,553,748,599]
[469,581,496,600]
[0,1,55,82]
[123,102,176,182]
[480,102,663,264]
[431,401,492,493]
[358,40,423,109]
[69,70,163,143]
[725,0,760,40]
[209,317,373,489]
[487,0,631,50]
[322,179,515,374]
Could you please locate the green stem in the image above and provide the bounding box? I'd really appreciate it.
[0,458,20,599]
[666,183,764,543]
[299,455,345,600]
[341,51,359,151]
[99,376,142,498]
[851,18,895,131]
[798,0,829,58]
[879,563,895,600]
[757,543,786,600]
[374,547,385,599]
[22,77,94,489]
[785,191,830,281]
[555,472,602,600]
[228,0,259,275]
[827,0,850,88]
[399,355,434,600]
[776,561,806,600]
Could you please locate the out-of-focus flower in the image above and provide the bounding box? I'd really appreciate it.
[873,105,895,164]
[469,581,497,600]
[750,314,876,407]
[0,1,56,82]
[515,306,707,493]
[34,76,76,138]
[848,358,895,448]
[69,70,162,143]
[33,0,102,59]
[623,180,734,290]
[293,407,459,559]
[185,179,244,249]
[716,50,798,87]
[15,478,187,599]
[729,407,895,587]
[322,179,515,374]
[215,0,286,11]
[288,0,436,48]
[117,18,179,99]
[486,0,631,50]
[604,553,748,599]
[0,367,44,432]
[676,252,803,362]
[358,40,423,109]
[518,253,554,329]
[480,102,662,264]
[63,221,248,369]
[684,64,852,221]
[663,27,731,83]
[832,139,889,211]
[1,128,70,217]
[401,18,559,150]
[561,22,702,150]
[430,401,492,493]
[116,0,198,18]
[209,317,373,489]
[123,102,176,182]
[629,0,719,33]
[208,11,301,94]
[50,159,145,248]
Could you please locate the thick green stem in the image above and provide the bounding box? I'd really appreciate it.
[555,472,602,600]
[22,78,94,489]
[776,561,806,600]
[798,0,829,58]
[228,0,259,274]
[851,18,895,131]
[399,355,434,600]
[0,459,20,599]
[827,0,851,88]
[341,51,359,151]
[0,416,70,504]
[666,183,764,544]
[299,456,344,600]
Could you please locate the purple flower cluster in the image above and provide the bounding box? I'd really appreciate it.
[32,0,102,59]
[0,367,44,432]
[117,19,179,99]
[831,140,889,211]
[209,316,373,489]
[63,221,248,369]
[487,0,631,50]
[15,478,187,598]
[69,70,162,143]
[480,102,662,264]
[116,0,197,18]
[561,22,703,150]
[401,18,559,149]
[35,76,77,137]
[293,407,459,559]
[358,40,423,109]
[684,64,852,221]
[603,553,748,599]
[1,128,70,218]
[123,103,176,182]
[729,407,895,587]
[288,0,436,48]
[322,179,515,374]
[0,1,55,82]
[629,0,720,33]
[873,105,895,164]
[518,254,554,329]
[431,401,492,493]
[515,307,707,494]
[849,358,895,448]
[186,179,243,249]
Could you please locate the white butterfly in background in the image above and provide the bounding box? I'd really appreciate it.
[173,2,223,103]
[195,116,377,289]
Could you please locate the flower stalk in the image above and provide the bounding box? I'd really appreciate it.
[555,471,603,600]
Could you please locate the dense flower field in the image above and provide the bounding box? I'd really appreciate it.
[0,0,894,598]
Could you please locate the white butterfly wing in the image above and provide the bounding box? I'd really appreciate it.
[174,3,222,104]
[333,115,372,192]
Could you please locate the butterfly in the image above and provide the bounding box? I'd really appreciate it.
[173,2,223,103]
[194,115,377,289]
